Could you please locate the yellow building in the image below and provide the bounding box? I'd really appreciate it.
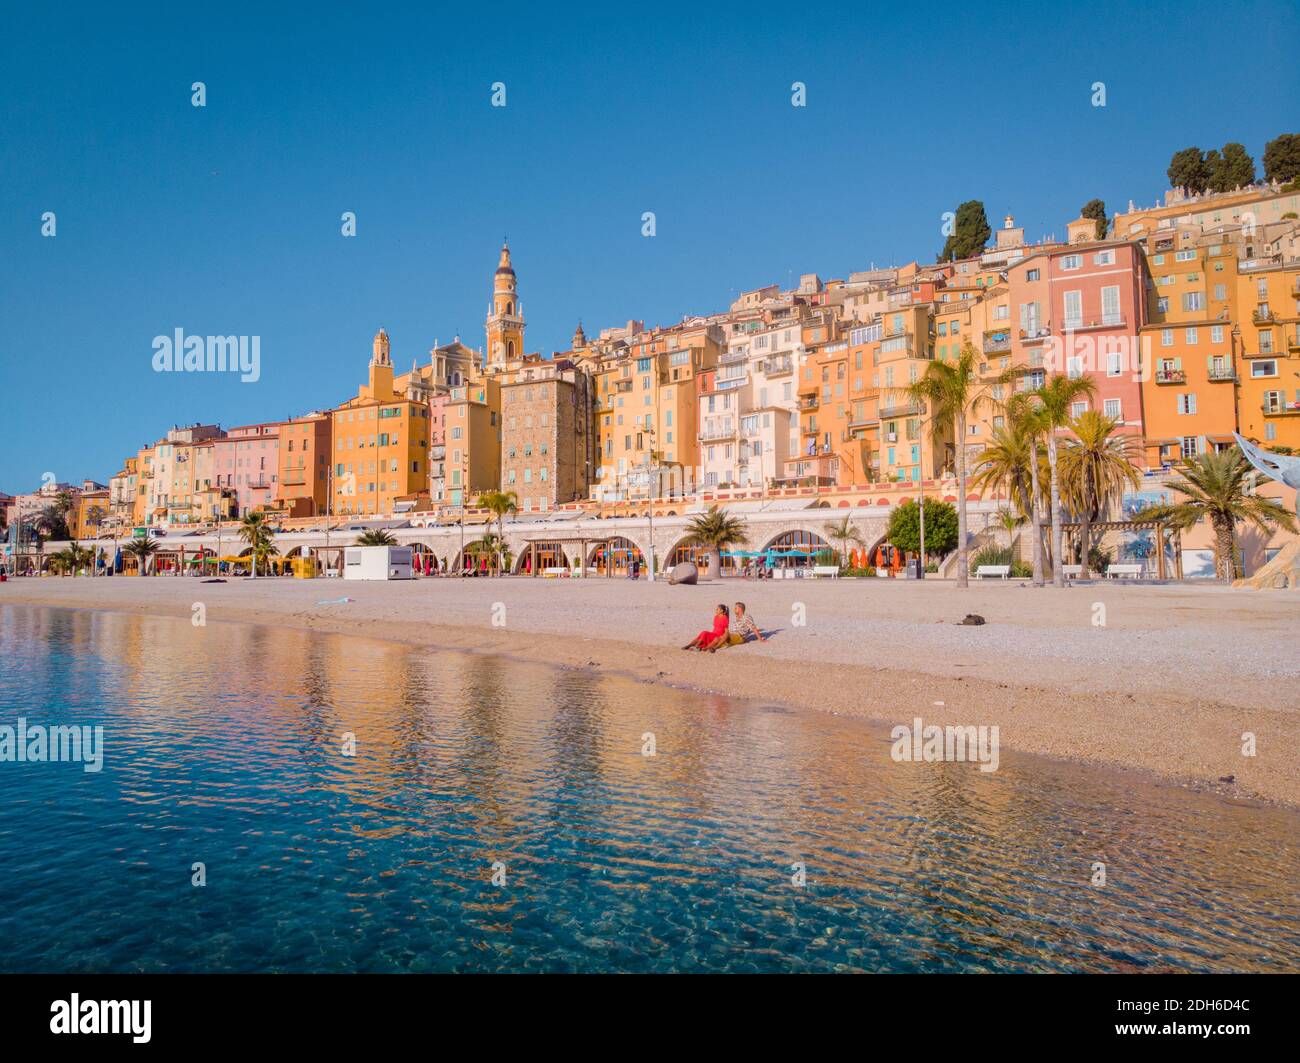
[875,304,947,482]
[331,329,433,516]
[588,322,721,500]
[275,412,333,518]
[442,376,502,508]
[1236,263,1300,451]
[71,489,110,539]
[1139,244,1241,466]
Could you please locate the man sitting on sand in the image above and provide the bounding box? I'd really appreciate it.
[716,601,765,649]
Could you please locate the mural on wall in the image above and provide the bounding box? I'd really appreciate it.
[1119,490,1188,573]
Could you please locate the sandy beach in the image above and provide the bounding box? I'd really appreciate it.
[3,574,1298,806]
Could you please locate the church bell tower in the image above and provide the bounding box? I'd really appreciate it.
[486,240,525,370]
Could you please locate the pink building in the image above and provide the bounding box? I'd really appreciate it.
[1011,241,1151,461]
[212,422,280,517]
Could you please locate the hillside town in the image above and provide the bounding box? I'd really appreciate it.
[5,171,1300,581]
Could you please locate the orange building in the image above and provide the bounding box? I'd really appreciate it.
[1236,263,1300,451]
[331,329,432,516]
[275,412,333,518]
[1139,244,1241,466]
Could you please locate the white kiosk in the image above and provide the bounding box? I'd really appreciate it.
[342,545,415,581]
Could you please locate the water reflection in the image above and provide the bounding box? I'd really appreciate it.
[0,604,1296,973]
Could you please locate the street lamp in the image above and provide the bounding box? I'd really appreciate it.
[644,425,657,582]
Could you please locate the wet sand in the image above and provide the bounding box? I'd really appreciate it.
[4,574,1298,805]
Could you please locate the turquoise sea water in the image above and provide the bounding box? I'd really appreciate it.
[0,603,1296,973]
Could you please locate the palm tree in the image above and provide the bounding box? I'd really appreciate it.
[906,340,993,587]
[124,536,159,575]
[356,529,397,547]
[993,508,1023,550]
[825,514,864,568]
[476,490,518,576]
[1059,411,1141,578]
[970,392,1049,584]
[238,511,277,578]
[683,504,748,579]
[1030,373,1097,587]
[1140,448,1298,581]
[32,503,71,543]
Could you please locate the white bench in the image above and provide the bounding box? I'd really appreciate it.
[1106,563,1143,579]
[1061,564,1082,578]
[974,565,1011,579]
[540,567,567,578]
[810,565,840,579]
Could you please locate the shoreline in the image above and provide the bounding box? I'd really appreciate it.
[2,576,1297,807]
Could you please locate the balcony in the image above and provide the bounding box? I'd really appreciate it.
[761,357,793,377]
[983,335,1011,354]
[1253,309,1274,325]
[1154,369,1186,385]
[430,445,446,460]
[698,425,737,442]
[1288,336,1300,354]
[878,401,921,419]
[1262,401,1300,416]
[1207,365,1236,382]
[1019,326,1051,344]
[614,379,632,393]
[799,396,819,410]
[1062,315,1125,332]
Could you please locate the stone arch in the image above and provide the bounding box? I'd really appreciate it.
[587,536,644,576]
[760,528,834,569]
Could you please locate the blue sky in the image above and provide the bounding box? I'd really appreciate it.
[2,0,1297,491]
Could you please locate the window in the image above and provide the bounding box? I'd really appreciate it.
[1071,401,1088,418]
[1060,255,1082,271]
[1091,286,1118,326]
[1211,325,1224,344]
[1177,394,1198,415]
[1175,249,1196,261]
[1161,329,1174,347]
[1107,352,1124,377]
[1103,398,1121,419]
[1063,290,1082,328]
[1026,268,1040,281]
[1181,436,1200,458]
[1093,250,1115,266]
[1182,292,1204,312]
[1066,355,1084,379]
[1251,360,1278,378]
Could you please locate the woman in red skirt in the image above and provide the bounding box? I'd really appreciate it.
[682,604,729,651]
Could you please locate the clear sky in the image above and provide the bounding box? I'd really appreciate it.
[2,0,1297,491]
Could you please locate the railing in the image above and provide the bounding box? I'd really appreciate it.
[1252,309,1274,325]
[1154,369,1186,385]
[1207,365,1235,382]
[761,357,793,376]
[878,402,920,419]
[983,337,1011,353]
[1262,402,1300,416]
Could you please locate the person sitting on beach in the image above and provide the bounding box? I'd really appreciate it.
[717,601,766,649]
[682,604,729,651]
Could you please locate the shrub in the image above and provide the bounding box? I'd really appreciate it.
[970,544,1014,569]
[840,565,876,577]
[886,499,958,556]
